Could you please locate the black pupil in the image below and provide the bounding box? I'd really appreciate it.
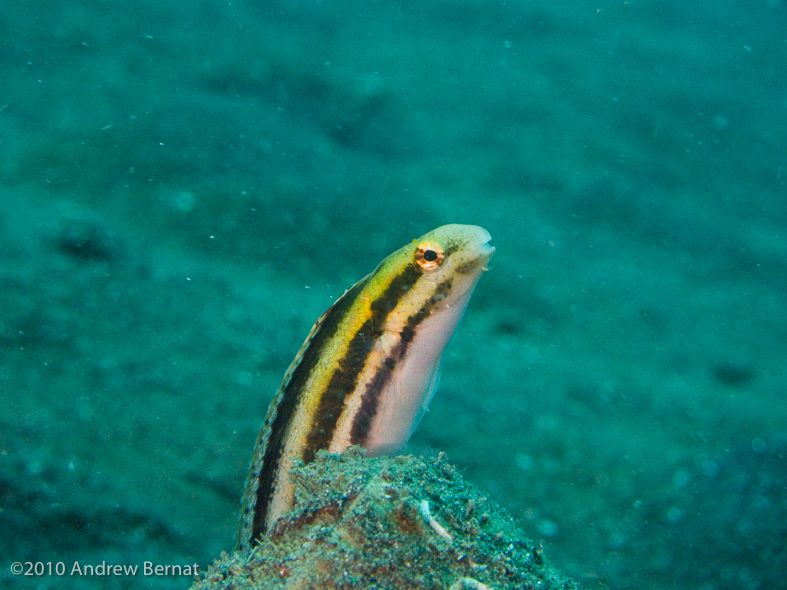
[423,249,438,262]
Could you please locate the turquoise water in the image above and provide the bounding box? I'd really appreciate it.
[1,1,785,588]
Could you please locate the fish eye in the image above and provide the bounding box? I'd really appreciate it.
[414,241,444,270]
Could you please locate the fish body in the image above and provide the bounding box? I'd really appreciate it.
[236,224,494,550]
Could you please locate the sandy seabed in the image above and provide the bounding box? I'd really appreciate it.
[1,1,785,589]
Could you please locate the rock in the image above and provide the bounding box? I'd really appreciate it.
[191,449,578,590]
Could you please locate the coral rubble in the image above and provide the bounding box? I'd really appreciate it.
[191,449,578,590]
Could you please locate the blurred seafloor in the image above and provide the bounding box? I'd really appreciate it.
[1,1,786,589]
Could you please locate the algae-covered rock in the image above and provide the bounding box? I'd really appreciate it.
[191,449,578,590]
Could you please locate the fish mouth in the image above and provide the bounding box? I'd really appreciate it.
[461,239,494,275]
[480,236,495,263]
[450,226,494,272]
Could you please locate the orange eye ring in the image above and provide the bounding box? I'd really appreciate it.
[414,241,445,270]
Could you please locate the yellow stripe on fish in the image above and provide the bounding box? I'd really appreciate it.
[236,224,494,551]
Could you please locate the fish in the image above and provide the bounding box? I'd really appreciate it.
[235,223,494,551]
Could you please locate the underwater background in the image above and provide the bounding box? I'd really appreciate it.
[1,0,786,588]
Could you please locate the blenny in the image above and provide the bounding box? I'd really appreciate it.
[236,224,494,550]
